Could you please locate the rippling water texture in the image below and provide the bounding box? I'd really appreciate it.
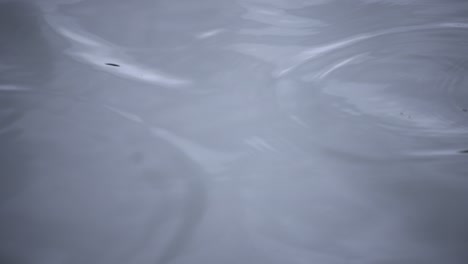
[1,0,468,263]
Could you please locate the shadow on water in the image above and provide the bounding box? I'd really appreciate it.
[0,1,53,202]
[0,3,208,264]
[0,3,54,263]
[0,2,53,87]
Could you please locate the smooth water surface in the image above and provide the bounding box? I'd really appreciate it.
[1,0,468,263]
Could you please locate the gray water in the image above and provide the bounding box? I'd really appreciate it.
[1,0,468,263]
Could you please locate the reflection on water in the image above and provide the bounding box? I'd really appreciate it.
[1,0,468,263]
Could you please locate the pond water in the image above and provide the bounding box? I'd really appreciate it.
[1,0,468,263]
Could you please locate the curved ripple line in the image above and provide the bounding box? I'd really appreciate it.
[275,21,468,77]
[46,16,191,87]
[315,53,368,80]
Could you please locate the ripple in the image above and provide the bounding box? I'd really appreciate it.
[45,16,191,88]
[276,21,468,138]
[239,3,326,36]
[275,22,468,76]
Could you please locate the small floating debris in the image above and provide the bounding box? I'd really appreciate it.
[462,108,467,112]
[459,150,468,154]
[105,63,120,67]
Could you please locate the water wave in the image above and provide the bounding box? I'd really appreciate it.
[275,22,468,139]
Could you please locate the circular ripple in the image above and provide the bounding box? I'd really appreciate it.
[276,22,468,138]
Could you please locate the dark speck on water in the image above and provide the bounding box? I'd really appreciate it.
[105,63,120,67]
[459,150,468,153]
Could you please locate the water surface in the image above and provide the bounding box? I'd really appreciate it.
[1,0,468,263]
